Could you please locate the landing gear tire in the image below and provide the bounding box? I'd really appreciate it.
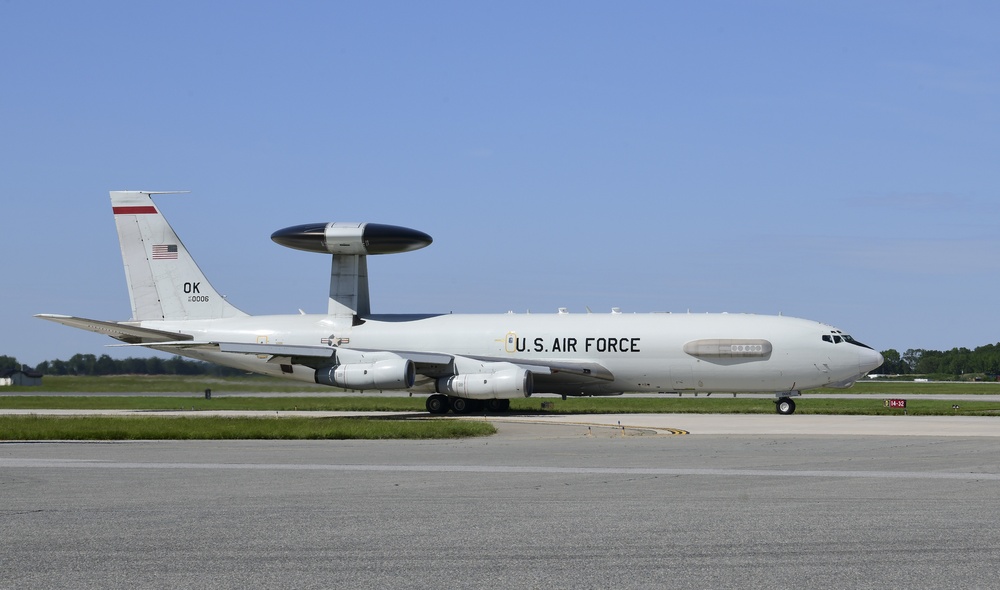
[426,394,449,415]
[775,397,796,415]
[449,397,471,414]
[485,399,511,413]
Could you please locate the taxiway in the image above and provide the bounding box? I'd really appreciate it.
[3,415,1000,589]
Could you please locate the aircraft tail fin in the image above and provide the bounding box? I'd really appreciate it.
[111,191,247,321]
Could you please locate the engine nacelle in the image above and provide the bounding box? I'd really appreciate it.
[315,358,415,390]
[436,368,533,400]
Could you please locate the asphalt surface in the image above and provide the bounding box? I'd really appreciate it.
[3,417,1000,589]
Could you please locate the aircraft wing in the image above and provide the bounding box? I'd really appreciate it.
[187,342,615,382]
[217,342,336,359]
[35,314,194,344]
[32,319,616,387]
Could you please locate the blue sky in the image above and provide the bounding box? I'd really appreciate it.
[2,1,998,366]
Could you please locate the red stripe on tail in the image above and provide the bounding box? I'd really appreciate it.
[112,206,158,215]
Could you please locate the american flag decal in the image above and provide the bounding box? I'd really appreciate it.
[152,244,178,260]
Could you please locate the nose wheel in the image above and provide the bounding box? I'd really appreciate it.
[775,397,796,415]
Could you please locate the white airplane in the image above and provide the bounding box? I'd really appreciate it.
[38,191,883,415]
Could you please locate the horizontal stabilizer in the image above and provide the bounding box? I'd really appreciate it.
[35,314,194,344]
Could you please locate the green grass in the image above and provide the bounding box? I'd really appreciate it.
[2,378,997,440]
[0,395,424,411]
[2,374,329,393]
[5,375,999,396]
[0,415,496,440]
[846,381,1000,395]
[2,394,999,416]
[3,376,1000,422]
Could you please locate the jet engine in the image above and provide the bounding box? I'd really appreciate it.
[436,363,533,400]
[315,356,415,390]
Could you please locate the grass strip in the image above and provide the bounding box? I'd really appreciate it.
[2,396,1000,416]
[0,396,422,411]
[849,381,1000,395]
[0,415,496,440]
[4,376,1000,396]
[2,375,329,393]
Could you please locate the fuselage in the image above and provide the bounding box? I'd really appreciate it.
[39,192,886,416]
[143,311,883,395]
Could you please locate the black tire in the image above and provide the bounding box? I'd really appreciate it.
[450,397,470,414]
[775,397,796,415]
[486,399,510,413]
[484,399,511,413]
[426,395,449,414]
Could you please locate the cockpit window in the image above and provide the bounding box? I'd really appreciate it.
[824,332,875,349]
[842,334,875,350]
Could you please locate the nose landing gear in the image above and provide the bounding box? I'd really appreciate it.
[775,397,796,415]
[774,390,801,415]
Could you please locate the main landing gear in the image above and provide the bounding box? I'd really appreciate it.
[425,394,511,415]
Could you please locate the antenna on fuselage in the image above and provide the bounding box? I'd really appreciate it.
[270,222,432,318]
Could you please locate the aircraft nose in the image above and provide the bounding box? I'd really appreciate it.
[861,348,884,373]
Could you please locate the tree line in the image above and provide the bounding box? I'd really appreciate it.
[871,344,1000,377]
[0,354,246,377]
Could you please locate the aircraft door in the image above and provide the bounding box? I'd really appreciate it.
[505,332,516,354]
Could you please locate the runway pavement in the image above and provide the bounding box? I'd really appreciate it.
[3,416,1000,589]
[487,412,1000,437]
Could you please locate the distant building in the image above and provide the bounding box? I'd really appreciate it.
[0,368,43,387]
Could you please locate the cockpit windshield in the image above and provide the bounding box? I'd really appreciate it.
[842,334,874,349]
[822,332,874,350]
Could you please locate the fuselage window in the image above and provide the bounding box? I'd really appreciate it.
[822,335,833,343]
[833,335,843,343]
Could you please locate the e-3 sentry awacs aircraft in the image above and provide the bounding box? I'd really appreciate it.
[38,191,883,415]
